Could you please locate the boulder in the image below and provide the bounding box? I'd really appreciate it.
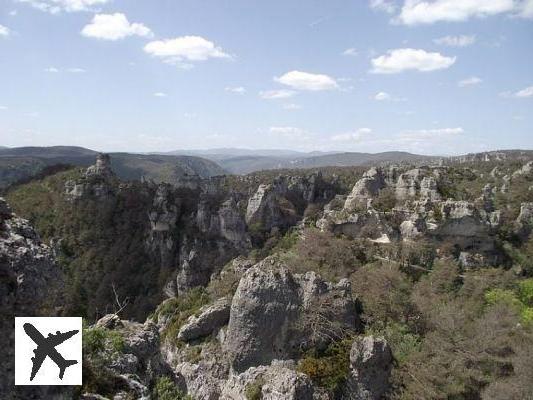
[178,297,231,342]
[96,314,123,330]
[220,363,315,400]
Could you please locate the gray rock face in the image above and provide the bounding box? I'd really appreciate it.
[220,363,315,400]
[342,336,393,400]
[0,198,65,400]
[224,260,360,372]
[178,297,231,342]
[512,161,533,178]
[65,154,116,199]
[96,314,123,330]
[246,183,298,231]
[515,202,533,238]
[85,153,114,178]
[344,168,386,211]
[197,196,251,250]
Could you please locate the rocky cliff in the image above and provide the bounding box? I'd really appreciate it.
[3,153,533,400]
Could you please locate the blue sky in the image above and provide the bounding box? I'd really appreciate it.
[0,0,532,154]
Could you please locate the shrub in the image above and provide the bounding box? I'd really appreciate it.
[83,325,124,356]
[245,378,265,400]
[297,338,352,395]
[153,377,190,400]
[156,287,210,344]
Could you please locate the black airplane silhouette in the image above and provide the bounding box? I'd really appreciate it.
[23,322,79,381]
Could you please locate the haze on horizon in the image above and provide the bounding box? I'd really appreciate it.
[0,0,532,155]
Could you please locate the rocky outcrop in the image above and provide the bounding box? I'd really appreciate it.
[65,153,116,199]
[512,161,533,178]
[220,362,315,400]
[224,260,361,372]
[246,183,298,232]
[342,336,393,400]
[344,168,386,211]
[85,153,114,178]
[515,202,533,239]
[0,198,65,400]
[178,297,231,342]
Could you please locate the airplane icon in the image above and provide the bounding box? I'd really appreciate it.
[23,322,79,381]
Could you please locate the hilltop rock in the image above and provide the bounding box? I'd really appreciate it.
[65,153,116,199]
[85,153,114,178]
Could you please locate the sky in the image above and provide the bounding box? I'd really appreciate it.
[0,0,532,155]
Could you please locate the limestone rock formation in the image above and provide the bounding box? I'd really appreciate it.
[0,197,65,399]
[344,168,386,211]
[65,153,116,199]
[342,336,393,400]
[224,260,361,372]
[220,362,315,400]
[178,297,231,342]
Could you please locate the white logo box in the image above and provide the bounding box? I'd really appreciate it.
[15,317,83,386]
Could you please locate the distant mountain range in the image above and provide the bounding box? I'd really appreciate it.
[0,146,225,189]
[161,148,440,174]
[1,146,532,189]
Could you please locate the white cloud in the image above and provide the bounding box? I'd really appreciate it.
[259,89,297,100]
[153,92,167,97]
[520,0,533,17]
[342,48,358,56]
[18,0,109,14]
[67,67,86,73]
[283,103,302,110]
[0,106,7,110]
[45,67,60,73]
[375,92,391,101]
[396,0,516,25]
[275,70,338,91]
[225,86,246,94]
[0,25,10,37]
[81,13,153,41]
[458,76,482,87]
[371,48,456,74]
[331,128,373,142]
[374,91,407,101]
[269,126,310,140]
[502,85,533,98]
[434,34,476,47]
[515,86,533,97]
[144,36,230,67]
[370,0,397,13]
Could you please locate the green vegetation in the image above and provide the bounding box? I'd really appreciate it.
[7,172,164,321]
[154,287,210,345]
[245,378,265,400]
[83,325,125,355]
[485,278,533,325]
[81,323,127,397]
[297,338,353,395]
[153,377,191,400]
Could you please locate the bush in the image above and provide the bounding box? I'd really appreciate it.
[153,377,190,400]
[156,287,210,344]
[297,338,352,395]
[245,378,265,400]
[83,325,124,356]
